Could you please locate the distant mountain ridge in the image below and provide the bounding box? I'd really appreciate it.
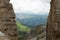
[16,13,48,28]
[16,13,47,40]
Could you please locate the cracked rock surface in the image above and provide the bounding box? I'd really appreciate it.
[0,0,18,40]
[47,0,60,40]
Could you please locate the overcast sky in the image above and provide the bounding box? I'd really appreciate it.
[10,0,51,14]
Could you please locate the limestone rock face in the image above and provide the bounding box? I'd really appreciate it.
[0,0,18,40]
[47,0,60,40]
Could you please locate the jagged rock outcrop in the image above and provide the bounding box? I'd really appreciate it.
[47,0,60,40]
[0,0,18,40]
[25,25,46,40]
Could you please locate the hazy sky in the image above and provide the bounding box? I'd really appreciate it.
[10,0,51,14]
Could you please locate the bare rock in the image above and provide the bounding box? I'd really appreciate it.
[0,31,10,40]
[0,0,18,40]
[47,0,60,40]
[25,25,46,40]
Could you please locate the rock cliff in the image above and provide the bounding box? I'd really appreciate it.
[47,0,60,40]
[0,0,18,40]
[24,25,46,40]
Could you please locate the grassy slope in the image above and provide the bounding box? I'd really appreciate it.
[16,21,31,32]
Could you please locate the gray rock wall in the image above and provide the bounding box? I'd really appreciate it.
[0,0,18,40]
[47,0,60,40]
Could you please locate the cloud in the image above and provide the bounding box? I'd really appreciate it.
[10,0,50,14]
[41,0,51,3]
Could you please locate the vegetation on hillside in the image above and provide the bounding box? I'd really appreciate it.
[16,21,31,32]
[16,21,46,40]
[16,21,31,40]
